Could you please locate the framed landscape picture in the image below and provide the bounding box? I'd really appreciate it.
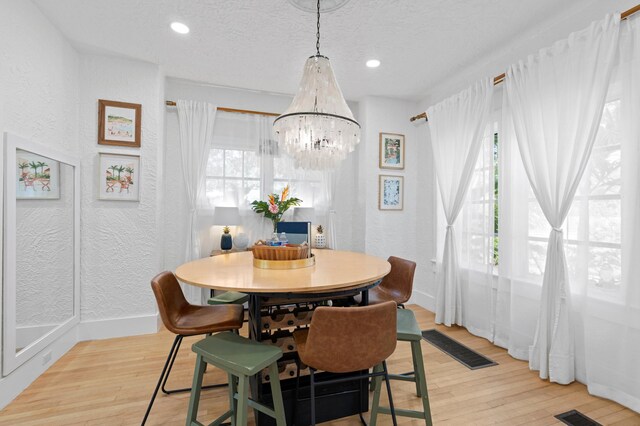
[98,153,140,201]
[98,99,142,147]
[379,132,405,170]
[16,149,60,199]
[379,175,403,210]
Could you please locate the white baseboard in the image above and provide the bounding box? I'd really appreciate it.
[0,325,78,410]
[409,290,435,313]
[78,313,160,341]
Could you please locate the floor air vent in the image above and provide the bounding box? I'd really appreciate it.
[555,410,602,426]
[421,329,497,370]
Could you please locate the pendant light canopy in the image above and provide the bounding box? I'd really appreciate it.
[273,0,360,170]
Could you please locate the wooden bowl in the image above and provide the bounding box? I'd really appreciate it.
[252,245,309,261]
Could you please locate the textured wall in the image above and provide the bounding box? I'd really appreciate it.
[0,0,81,376]
[78,55,164,322]
[162,79,361,272]
[358,96,436,307]
[16,165,75,327]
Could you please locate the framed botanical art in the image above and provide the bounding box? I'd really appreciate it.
[98,153,140,201]
[16,149,60,199]
[379,175,403,210]
[379,132,405,170]
[98,99,142,147]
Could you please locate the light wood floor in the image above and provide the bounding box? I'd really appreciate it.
[1,306,638,426]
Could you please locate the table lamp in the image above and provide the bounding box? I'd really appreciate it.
[293,207,315,223]
[213,206,240,251]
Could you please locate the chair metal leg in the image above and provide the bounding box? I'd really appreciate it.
[142,334,181,425]
[161,335,227,395]
[310,368,316,426]
[382,361,398,426]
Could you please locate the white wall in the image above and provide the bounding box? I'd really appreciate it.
[162,78,362,271]
[358,97,436,309]
[0,0,80,404]
[78,54,164,328]
[416,0,639,109]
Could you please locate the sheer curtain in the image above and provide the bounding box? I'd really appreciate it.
[504,14,619,383]
[458,120,497,341]
[581,14,640,411]
[435,12,639,411]
[427,78,494,327]
[176,100,217,304]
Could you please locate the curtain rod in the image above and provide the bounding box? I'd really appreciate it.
[409,3,640,123]
[165,100,280,117]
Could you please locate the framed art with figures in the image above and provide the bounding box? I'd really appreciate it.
[98,99,142,147]
[98,152,140,201]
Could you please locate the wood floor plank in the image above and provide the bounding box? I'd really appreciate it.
[0,305,637,425]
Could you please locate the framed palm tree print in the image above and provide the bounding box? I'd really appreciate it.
[98,153,140,201]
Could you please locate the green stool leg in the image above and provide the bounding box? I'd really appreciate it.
[268,363,287,426]
[370,363,384,426]
[227,373,237,426]
[235,375,250,426]
[186,355,206,426]
[412,341,433,425]
[411,342,422,397]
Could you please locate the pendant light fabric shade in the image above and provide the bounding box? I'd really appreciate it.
[274,55,360,170]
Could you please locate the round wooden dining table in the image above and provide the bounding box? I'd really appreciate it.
[175,249,391,426]
[175,249,391,296]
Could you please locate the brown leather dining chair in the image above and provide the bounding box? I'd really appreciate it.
[368,256,416,307]
[292,301,399,426]
[142,271,244,425]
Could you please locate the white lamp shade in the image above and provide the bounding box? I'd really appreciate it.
[213,206,240,226]
[293,207,315,223]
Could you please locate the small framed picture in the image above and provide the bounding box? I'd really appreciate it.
[98,153,140,201]
[16,149,60,199]
[98,99,141,147]
[379,175,404,210]
[379,132,405,170]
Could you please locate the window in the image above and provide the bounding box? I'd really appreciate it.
[205,147,324,208]
[205,148,260,207]
[461,125,499,268]
[526,100,621,290]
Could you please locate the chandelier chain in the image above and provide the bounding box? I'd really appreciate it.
[316,0,321,55]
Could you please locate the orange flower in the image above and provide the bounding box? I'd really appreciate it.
[281,185,289,202]
[268,194,276,206]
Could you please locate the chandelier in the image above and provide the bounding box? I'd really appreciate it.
[273,0,360,170]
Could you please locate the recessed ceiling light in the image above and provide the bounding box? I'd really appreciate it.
[170,22,190,34]
[366,59,381,68]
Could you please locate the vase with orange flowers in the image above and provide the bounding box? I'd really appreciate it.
[250,185,302,233]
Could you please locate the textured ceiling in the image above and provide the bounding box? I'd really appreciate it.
[34,0,588,101]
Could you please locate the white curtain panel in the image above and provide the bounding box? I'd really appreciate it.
[458,121,496,341]
[176,100,217,304]
[505,14,619,383]
[427,78,494,326]
[582,15,640,411]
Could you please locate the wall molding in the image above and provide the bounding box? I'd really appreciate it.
[78,313,160,341]
[410,289,435,313]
